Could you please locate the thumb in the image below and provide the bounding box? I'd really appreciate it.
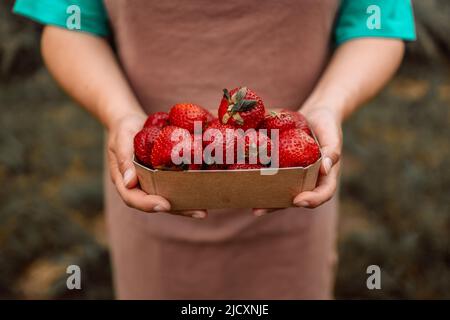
[320,145,341,176]
[122,166,138,188]
[303,108,342,176]
[116,136,139,189]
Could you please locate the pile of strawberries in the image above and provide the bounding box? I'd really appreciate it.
[134,87,320,170]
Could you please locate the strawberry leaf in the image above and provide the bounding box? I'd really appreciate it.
[232,113,244,125]
[234,87,247,102]
[231,100,243,112]
[223,88,231,101]
[230,99,256,113]
[240,99,257,111]
[222,113,231,124]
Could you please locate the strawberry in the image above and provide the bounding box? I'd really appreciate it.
[169,103,210,133]
[228,163,264,170]
[277,128,320,168]
[190,132,204,169]
[235,130,272,165]
[260,111,297,132]
[133,126,161,168]
[203,119,237,165]
[294,115,312,136]
[187,163,203,170]
[218,87,265,130]
[280,109,312,136]
[205,164,227,170]
[151,126,193,170]
[144,111,170,128]
[205,110,217,124]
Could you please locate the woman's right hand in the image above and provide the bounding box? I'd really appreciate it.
[107,113,207,219]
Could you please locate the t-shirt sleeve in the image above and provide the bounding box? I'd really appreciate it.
[334,0,416,45]
[13,0,110,37]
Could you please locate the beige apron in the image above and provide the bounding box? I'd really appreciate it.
[103,0,339,299]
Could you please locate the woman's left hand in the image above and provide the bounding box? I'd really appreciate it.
[253,106,342,216]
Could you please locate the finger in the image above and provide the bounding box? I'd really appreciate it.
[293,162,339,208]
[118,184,172,212]
[107,149,118,184]
[252,208,281,217]
[109,152,171,212]
[320,138,342,175]
[169,210,208,219]
[320,146,341,176]
[313,120,342,175]
[110,146,207,218]
[114,133,139,188]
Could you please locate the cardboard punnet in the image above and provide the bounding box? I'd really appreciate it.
[134,158,321,210]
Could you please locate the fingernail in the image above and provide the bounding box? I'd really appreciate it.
[154,205,170,212]
[323,157,332,175]
[123,169,134,186]
[192,212,206,219]
[294,201,309,207]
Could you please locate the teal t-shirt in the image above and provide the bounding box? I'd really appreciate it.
[13,0,416,44]
[334,0,416,44]
[13,0,110,37]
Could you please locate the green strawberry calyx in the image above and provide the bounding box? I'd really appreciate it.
[222,87,257,125]
[269,111,280,118]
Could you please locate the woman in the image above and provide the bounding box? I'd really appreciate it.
[14,0,415,299]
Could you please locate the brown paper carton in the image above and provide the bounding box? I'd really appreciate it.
[134,158,321,210]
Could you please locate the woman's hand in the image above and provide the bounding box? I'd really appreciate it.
[253,106,342,216]
[292,107,342,208]
[253,39,405,218]
[107,112,208,219]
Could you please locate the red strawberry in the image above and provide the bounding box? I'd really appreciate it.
[144,111,170,128]
[187,163,203,170]
[205,164,227,170]
[294,116,312,136]
[277,128,320,168]
[228,163,264,170]
[169,103,210,133]
[260,111,297,132]
[218,87,265,130]
[133,126,161,168]
[151,126,193,170]
[203,119,237,165]
[190,132,204,169]
[280,109,302,121]
[205,110,217,124]
[235,130,272,165]
[280,109,312,136]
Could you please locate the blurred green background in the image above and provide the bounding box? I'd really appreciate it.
[0,0,449,299]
